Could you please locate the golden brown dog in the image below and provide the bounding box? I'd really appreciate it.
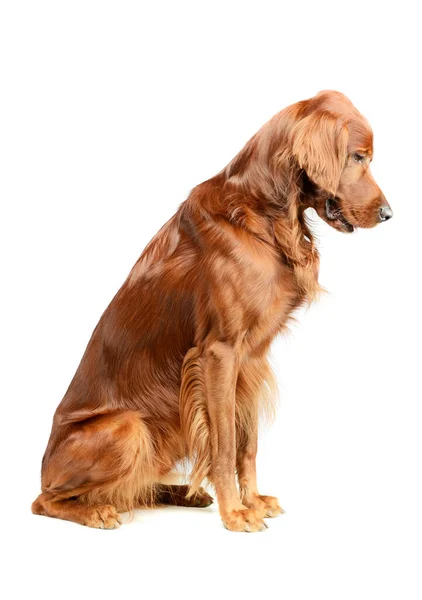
[32,91,392,531]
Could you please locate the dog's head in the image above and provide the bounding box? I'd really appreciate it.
[290,90,392,232]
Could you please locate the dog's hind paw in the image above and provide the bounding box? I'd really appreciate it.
[84,505,122,529]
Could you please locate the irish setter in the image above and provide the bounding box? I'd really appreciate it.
[32,91,392,531]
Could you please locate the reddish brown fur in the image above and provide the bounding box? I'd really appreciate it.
[32,91,391,531]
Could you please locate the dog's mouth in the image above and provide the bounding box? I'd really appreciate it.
[325,198,355,233]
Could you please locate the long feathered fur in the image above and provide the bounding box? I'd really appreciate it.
[33,90,388,529]
[179,347,211,495]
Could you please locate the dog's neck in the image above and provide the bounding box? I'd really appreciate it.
[220,129,324,301]
[191,169,322,303]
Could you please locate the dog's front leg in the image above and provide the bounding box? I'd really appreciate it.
[204,341,267,532]
[237,418,284,519]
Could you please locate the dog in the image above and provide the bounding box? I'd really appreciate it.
[32,90,392,531]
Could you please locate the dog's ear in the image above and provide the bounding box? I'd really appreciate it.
[291,111,348,196]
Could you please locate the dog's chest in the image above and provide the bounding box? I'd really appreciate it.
[237,250,303,351]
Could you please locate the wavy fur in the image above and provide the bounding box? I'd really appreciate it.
[32,90,389,530]
[179,347,211,495]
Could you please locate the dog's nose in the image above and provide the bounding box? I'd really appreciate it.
[379,206,393,222]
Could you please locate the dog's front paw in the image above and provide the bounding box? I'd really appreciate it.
[222,507,267,532]
[245,494,285,518]
[260,495,284,517]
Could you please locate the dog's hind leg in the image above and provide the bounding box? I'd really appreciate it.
[31,492,122,529]
[32,410,155,528]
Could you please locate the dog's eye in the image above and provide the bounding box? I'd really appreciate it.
[352,153,365,163]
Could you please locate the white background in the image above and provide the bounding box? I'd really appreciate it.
[1,1,421,599]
